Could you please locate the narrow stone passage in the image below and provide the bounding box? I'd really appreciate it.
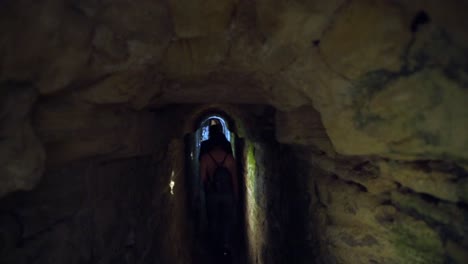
[1,1,468,263]
[187,113,248,264]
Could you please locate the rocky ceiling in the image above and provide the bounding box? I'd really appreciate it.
[1,0,468,196]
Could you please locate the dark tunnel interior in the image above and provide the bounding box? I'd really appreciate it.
[1,1,468,264]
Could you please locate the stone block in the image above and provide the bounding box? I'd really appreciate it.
[34,100,158,166]
[168,0,236,38]
[276,106,331,147]
[161,35,229,78]
[320,0,411,79]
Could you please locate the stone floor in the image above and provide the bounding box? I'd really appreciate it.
[194,240,247,264]
[192,216,247,264]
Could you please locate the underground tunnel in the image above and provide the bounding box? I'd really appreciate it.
[1,0,468,263]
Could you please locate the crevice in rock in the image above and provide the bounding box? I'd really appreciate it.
[391,188,467,242]
[316,46,352,82]
[399,187,440,205]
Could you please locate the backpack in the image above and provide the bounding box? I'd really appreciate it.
[206,153,233,195]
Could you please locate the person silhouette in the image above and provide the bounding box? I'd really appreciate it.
[199,124,238,258]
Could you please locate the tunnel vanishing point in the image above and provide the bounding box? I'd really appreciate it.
[1,0,468,263]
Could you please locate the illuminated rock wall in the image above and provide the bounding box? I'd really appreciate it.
[278,108,468,264]
[0,107,192,264]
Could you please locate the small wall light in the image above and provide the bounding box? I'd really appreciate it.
[170,170,175,195]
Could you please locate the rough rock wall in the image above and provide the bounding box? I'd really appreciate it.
[301,1,468,161]
[34,99,161,167]
[236,107,275,264]
[278,107,468,264]
[240,106,322,264]
[305,151,468,264]
[245,142,323,264]
[244,141,271,264]
[1,0,467,199]
[0,152,191,264]
[0,83,45,197]
[0,102,192,264]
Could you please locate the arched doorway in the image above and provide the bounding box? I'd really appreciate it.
[196,114,236,158]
